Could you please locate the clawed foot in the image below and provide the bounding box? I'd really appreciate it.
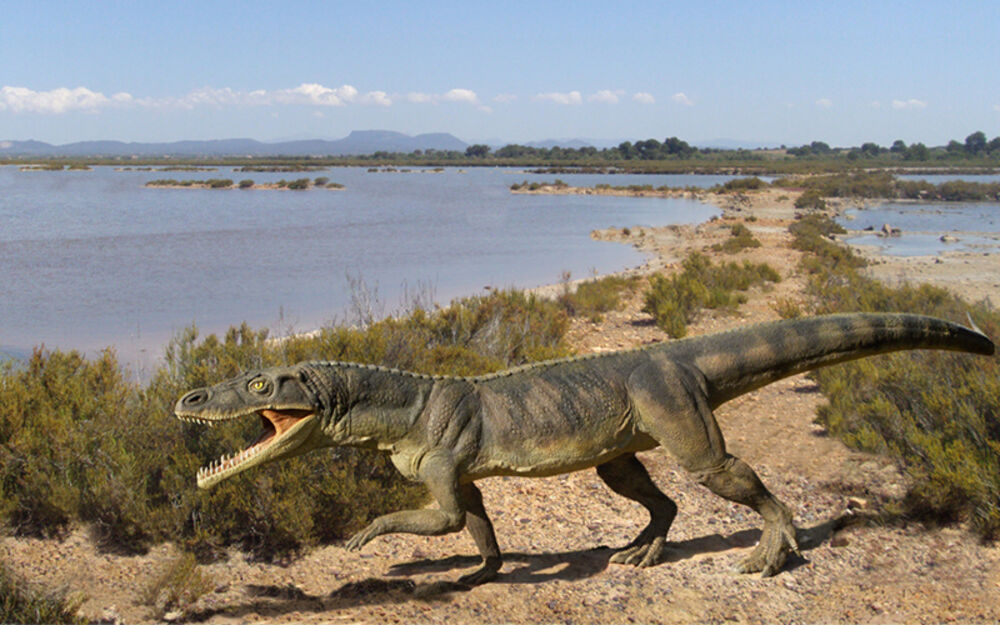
[345,520,383,552]
[735,521,799,577]
[456,556,501,586]
[609,530,669,568]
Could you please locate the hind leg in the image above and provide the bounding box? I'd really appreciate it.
[628,360,798,576]
[457,482,502,585]
[692,456,797,576]
[596,453,678,567]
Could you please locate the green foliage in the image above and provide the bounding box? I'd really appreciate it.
[794,188,827,210]
[0,289,571,562]
[558,274,641,322]
[642,252,780,337]
[715,177,767,192]
[711,223,762,253]
[791,217,1000,539]
[285,178,311,190]
[238,179,254,189]
[145,178,233,188]
[788,214,865,274]
[0,562,84,624]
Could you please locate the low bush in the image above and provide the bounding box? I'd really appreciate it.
[711,223,762,253]
[558,274,641,322]
[642,252,780,337]
[716,176,767,192]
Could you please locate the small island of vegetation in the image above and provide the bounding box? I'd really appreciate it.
[145,176,344,190]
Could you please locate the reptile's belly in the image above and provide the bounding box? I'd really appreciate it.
[470,404,657,478]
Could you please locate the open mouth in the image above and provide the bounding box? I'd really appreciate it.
[195,408,314,485]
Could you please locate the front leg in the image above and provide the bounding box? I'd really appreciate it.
[345,451,466,551]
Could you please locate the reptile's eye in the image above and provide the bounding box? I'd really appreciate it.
[249,378,270,394]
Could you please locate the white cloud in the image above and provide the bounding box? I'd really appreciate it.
[588,90,623,104]
[405,92,435,104]
[493,93,518,103]
[891,98,927,110]
[404,88,489,111]
[671,92,694,106]
[815,98,833,109]
[0,85,131,113]
[534,91,582,105]
[360,91,392,107]
[632,92,655,105]
[442,88,479,104]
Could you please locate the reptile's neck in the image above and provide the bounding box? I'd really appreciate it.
[304,362,435,449]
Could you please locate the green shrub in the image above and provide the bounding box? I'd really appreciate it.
[286,178,311,190]
[238,179,254,189]
[711,223,762,253]
[558,274,640,322]
[717,176,766,192]
[794,188,827,210]
[642,252,780,337]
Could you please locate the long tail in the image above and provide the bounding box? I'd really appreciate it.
[672,313,995,408]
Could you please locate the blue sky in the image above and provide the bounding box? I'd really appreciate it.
[1,1,998,147]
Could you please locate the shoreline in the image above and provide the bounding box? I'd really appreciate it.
[527,185,1000,307]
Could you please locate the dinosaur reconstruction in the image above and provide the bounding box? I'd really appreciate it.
[175,313,994,584]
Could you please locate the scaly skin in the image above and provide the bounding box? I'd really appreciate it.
[175,313,994,585]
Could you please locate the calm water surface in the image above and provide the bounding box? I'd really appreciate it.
[841,202,1000,256]
[0,166,720,371]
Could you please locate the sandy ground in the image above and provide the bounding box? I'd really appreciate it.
[3,187,999,624]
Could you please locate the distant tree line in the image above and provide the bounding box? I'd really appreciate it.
[447,131,1000,164]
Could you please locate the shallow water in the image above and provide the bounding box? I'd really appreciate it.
[0,166,721,371]
[840,202,1000,256]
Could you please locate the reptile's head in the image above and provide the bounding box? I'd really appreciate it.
[175,365,325,489]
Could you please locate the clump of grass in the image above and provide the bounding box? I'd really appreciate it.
[771,297,804,319]
[0,562,84,624]
[558,274,641,322]
[711,223,761,253]
[790,216,1000,539]
[143,553,214,618]
[642,252,781,337]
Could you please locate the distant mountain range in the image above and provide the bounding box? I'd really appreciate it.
[0,131,781,157]
[0,130,469,157]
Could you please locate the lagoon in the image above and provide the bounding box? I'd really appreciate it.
[0,166,720,372]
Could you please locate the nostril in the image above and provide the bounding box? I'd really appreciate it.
[184,389,209,405]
